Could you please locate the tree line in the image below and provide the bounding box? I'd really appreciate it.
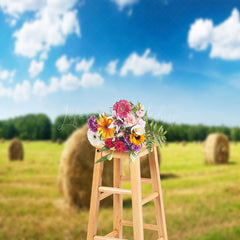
[0,113,240,142]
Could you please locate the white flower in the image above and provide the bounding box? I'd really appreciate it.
[131,125,145,135]
[87,129,103,146]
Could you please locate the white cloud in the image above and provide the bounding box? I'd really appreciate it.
[188,8,240,60]
[0,80,31,101]
[56,55,74,73]
[29,60,44,78]
[0,0,45,17]
[33,77,60,96]
[0,68,15,81]
[33,79,48,96]
[49,77,60,93]
[13,0,80,58]
[120,49,172,77]
[111,0,138,10]
[188,19,213,51]
[75,58,94,72]
[106,59,118,75]
[80,72,104,88]
[13,80,31,101]
[60,73,80,90]
[0,83,12,98]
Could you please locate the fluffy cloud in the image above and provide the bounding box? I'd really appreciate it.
[0,0,44,17]
[60,73,79,90]
[13,0,80,58]
[120,49,172,77]
[0,68,15,81]
[56,55,74,73]
[75,58,94,72]
[33,77,59,96]
[106,59,118,75]
[188,8,240,60]
[29,60,44,78]
[111,0,138,10]
[80,73,104,88]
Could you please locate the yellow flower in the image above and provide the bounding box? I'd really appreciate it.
[97,116,115,139]
[130,132,146,145]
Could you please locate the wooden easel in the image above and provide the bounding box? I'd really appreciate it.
[87,144,168,240]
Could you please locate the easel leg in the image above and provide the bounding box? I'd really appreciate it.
[113,158,123,237]
[87,150,104,240]
[130,157,144,240]
[149,146,168,240]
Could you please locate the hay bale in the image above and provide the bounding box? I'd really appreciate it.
[8,138,24,161]
[182,141,187,146]
[58,124,113,209]
[204,133,229,164]
[140,147,161,178]
[57,138,63,145]
[0,138,4,144]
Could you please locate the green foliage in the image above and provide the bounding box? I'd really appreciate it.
[51,113,97,141]
[145,120,167,153]
[0,114,51,140]
[1,113,240,142]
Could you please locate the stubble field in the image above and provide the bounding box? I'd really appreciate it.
[0,141,239,240]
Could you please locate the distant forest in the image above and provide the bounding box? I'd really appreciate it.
[0,113,240,142]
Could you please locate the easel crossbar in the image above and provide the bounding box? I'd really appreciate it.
[99,186,132,195]
[121,220,159,231]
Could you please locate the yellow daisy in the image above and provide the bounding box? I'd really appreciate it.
[97,116,115,139]
[130,132,146,145]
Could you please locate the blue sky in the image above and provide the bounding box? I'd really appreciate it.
[0,0,240,126]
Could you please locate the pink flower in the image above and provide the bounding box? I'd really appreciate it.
[136,110,145,117]
[137,118,146,127]
[113,100,132,119]
[125,112,137,127]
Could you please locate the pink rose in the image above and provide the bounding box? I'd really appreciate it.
[125,112,137,127]
[136,110,145,117]
[137,118,146,127]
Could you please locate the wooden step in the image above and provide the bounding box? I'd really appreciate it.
[94,236,127,240]
[142,192,159,205]
[120,176,152,184]
[105,230,118,237]
[121,220,159,231]
[99,186,132,195]
[99,192,112,201]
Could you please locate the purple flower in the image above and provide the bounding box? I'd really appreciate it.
[131,144,141,153]
[125,135,131,146]
[124,145,130,152]
[88,115,99,132]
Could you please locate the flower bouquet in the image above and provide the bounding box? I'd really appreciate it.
[87,100,166,163]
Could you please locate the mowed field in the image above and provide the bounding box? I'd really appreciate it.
[0,141,240,240]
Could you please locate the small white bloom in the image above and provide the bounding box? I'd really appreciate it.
[87,129,103,146]
[139,104,144,111]
[131,125,145,135]
[99,112,105,118]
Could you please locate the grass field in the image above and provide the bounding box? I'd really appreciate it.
[0,141,239,240]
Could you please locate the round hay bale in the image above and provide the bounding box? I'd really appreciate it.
[0,138,4,144]
[58,124,113,209]
[57,138,63,145]
[204,133,229,164]
[140,147,161,178]
[8,138,24,161]
[182,141,187,146]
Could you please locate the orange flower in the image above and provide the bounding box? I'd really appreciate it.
[97,116,115,139]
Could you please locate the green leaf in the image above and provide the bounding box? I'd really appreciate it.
[129,151,138,163]
[106,152,113,161]
[99,145,110,152]
[95,152,113,164]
